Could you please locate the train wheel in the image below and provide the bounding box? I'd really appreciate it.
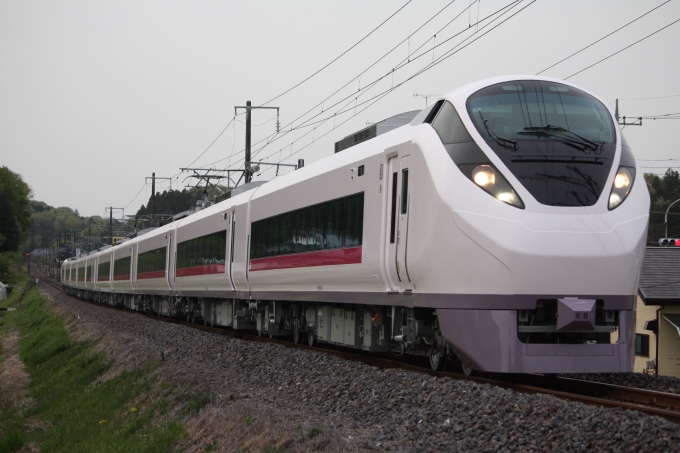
[429,318,448,372]
[461,362,477,377]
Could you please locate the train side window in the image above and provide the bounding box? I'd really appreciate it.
[325,198,344,249]
[390,172,398,243]
[344,193,364,247]
[401,169,409,214]
[292,208,309,253]
[280,212,294,255]
[218,231,226,264]
[251,221,264,259]
[265,216,279,257]
[309,204,325,251]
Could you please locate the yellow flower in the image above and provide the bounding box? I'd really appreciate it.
[99,420,106,424]
[130,407,138,413]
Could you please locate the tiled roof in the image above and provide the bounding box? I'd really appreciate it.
[639,247,680,305]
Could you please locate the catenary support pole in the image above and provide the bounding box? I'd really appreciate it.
[245,101,252,183]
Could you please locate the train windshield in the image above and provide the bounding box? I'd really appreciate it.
[467,81,615,145]
[464,81,618,207]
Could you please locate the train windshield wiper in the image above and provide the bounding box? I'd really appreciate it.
[477,111,518,151]
[518,125,602,152]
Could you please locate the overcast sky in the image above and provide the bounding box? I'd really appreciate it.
[1,0,679,218]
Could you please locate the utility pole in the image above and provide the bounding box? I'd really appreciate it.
[144,175,172,227]
[105,207,124,245]
[234,102,280,184]
[245,101,251,183]
[151,172,155,218]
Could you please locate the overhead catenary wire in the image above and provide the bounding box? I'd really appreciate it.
[639,158,680,161]
[256,0,537,175]
[253,0,469,154]
[183,0,452,177]
[259,0,414,107]
[536,1,671,75]
[123,183,148,210]
[193,0,533,181]
[228,0,528,174]
[618,94,680,101]
[193,0,516,172]
[250,0,527,165]
[184,115,238,169]
[564,16,680,80]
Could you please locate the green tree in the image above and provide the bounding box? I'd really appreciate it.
[0,166,32,252]
[645,169,680,244]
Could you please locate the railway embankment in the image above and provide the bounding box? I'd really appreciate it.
[0,277,361,453]
[25,279,680,452]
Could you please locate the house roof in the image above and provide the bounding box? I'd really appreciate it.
[639,247,680,305]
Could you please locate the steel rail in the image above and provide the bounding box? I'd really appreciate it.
[33,270,680,424]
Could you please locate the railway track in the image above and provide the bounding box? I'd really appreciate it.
[32,270,680,424]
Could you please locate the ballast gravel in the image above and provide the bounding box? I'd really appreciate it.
[44,285,680,452]
[564,372,680,395]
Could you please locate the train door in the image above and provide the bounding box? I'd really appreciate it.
[165,232,172,290]
[384,146,413,291]
[131,243,138,290]
[228,211,237,291]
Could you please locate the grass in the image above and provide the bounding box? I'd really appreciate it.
[308,426,323,438]
[0,279,186,452]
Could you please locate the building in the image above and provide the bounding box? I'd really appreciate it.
[636,246,680,377]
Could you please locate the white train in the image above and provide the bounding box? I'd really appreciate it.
[62,75,649,374]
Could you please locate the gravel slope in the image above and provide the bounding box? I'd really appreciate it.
[44,285,680,452]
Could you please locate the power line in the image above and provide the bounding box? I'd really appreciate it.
[123,183,147,210]
[537,1,671,75]
[246,1,525,173]
[618,94,680,101]
[639,158,680,161]
[252,0,528,162]
[254,0,468,155]
[257,0,537,173]
[191,0,433,173]
[196,0,516,172]
[259,0,414,107]
[184,115,238,168]
[565,16,680,80]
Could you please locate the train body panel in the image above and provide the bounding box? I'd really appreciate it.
[61,75,650,374]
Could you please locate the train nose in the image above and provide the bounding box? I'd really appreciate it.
[452,210,648,296]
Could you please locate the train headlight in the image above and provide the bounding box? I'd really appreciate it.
[608,166,635,210]
[461,164,524,209]
[472,166,495,187]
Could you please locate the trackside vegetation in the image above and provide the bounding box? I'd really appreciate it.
[0,281,185,453]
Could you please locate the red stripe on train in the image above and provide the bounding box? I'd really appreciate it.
[249,246,362,272]
[137,270,166,280]
[98,277,110,282]
[176,264,226,277]
[113,274,131,281]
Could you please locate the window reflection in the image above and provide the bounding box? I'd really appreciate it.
[250,192,364,259]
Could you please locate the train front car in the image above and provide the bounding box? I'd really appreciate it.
[417,76,649,374]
